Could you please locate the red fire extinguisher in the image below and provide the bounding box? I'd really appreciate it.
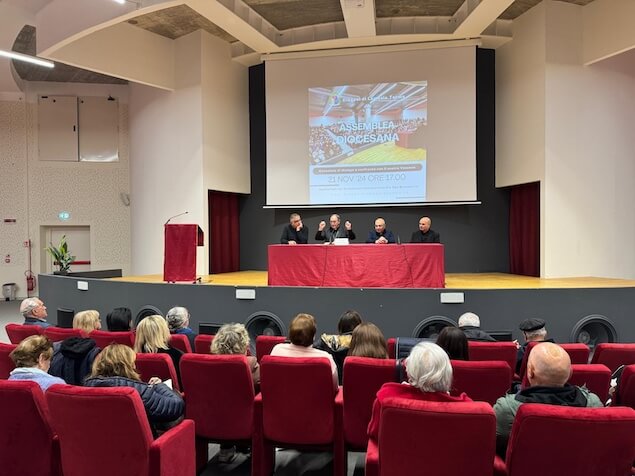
[25,239,36,293]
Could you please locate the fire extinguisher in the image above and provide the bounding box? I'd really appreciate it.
[25,239,36,293]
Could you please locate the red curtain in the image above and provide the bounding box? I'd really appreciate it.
[208,191,240,274]
[509,182,540,277]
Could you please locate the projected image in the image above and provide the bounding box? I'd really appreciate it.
[308,81,427,204]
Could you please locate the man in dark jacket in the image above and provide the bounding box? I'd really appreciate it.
[515,318,554,373]
[458,312,495,342]
[49,336,100,385]
[280,213,309,244]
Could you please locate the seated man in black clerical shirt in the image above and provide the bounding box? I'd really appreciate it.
[280,213,309,244]
[410,216,440,243]
[315,214,356,242]
[366,217,396,244]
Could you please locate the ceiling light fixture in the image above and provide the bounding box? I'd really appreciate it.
[0,50,54,68]
[113,0,141,5]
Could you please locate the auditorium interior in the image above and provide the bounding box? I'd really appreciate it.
[1,0,635,475]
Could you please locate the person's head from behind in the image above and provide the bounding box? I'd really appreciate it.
[458,312,480,329]
[348,322,388,359]
[527,342,571,387]
[20,297,47,320]
[289,313,317,347]
[166,306,190,332]
[10,335,54,371]
[406,342,453,393]
[134,315,170,353]
[106,307,132,332]
[519,318,547,343]
[90,344,140,380]
[73,310,101,334]
[435,326,469,361]
[211,323,250,355]
[337,310,362,335]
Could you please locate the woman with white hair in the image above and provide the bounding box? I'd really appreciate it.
[166,306,197,350]
[367,342,472,440]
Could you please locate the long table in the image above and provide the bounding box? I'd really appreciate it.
[268,244,445,288]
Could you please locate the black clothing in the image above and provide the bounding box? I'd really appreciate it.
[315,226,356,243]
[461,326,496,342]
[49,337,101,386]
[280,224,309,244]
[410,229,440,243]
[314,333,353,385]
[365,229,396,244]
[514,384,589,407]
[516,338,555,373]
[158,346,184,387]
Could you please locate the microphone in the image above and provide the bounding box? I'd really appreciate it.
[164,211,188,225]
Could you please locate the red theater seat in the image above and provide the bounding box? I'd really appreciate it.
[169,334,192,353]
[5,323,44,344]
[255,335,285,362]
[194,334,214,354]
[494,404,635,476]
[591,343,635,372]
[560,343,590,364]
[0,343,17,379]
[89,330,135,349]
[468,341,517,373]
[46,384,195,476]
[135,353,180,392]
[44,327,83,342]
[0,380,61,476]
[253,356,344,476]
[387,338,396,359]
[617,364,635,408]
[365,399,496,476]
[451,360,512,405]
[568,364,611,403]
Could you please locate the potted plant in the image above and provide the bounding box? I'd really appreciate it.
[45,235,75,275]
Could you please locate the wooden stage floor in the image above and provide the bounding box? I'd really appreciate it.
[110,272,635,290]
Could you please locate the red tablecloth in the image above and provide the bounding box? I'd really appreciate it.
[268,244,445,288]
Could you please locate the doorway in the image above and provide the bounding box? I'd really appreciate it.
[41,226,91,273]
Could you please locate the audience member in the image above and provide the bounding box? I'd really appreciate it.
[458,312,495,342]
[367,342,471,440]
[135,315,184,385]
[494,342,602,457]
[436,326,469,361]
[49,336,100,386]
[73,310,102,335]
[365,217,396,244]
[280,213,309,245]
[515,318,553,373]
[84,344,184,434]
[315,310,362,382]
[166,306,197,350]
[20,297,51,328]
[270,313,338,388]
[315,214,356,242]
[410,216,440,243]
[106,307,132,332]
[8,335,65,391]
[348,322,388,359]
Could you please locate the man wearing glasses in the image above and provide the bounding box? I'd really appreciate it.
[280,213,309,245]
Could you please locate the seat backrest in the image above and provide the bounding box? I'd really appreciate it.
[616,364,635,408]
[468,341,517,372]
[5,323,44,344]
[591,343,635,372]
[44,327,83,343]
[255,336,286,363]
[386,338,396,360]
[169,334,192,353]
[135,353,180,391]
[450,360,512,405]
[261,356,336,445]
[194,334,214,354]
[89,330,135,349]
[568,364,611,403]
[0,380,59,476]
[517,341,539,380]
[505,404,635,476]
[46,384,153,476]
[342,356,397,449]
[559,343,590,364]
[0,342,17,379]
[377,398,495,476]
[180,354,254,440]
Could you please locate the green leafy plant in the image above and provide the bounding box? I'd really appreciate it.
[45,235,75,273]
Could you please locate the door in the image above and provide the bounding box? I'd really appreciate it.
[45,226,91,273]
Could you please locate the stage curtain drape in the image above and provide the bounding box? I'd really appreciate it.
[509,182,540,277]
[208,191,239,274]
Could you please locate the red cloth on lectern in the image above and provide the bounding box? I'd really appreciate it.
[164,224,200,282]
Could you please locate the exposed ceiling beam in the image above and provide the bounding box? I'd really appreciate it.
[452,0,514,37]
[340,0,376,38]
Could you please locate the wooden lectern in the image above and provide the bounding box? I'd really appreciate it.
[163,224,204,282]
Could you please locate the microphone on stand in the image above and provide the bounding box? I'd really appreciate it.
[164,211,189,225]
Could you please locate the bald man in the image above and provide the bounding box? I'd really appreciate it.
[410,216,440,243]
[494,343,602,457]
[366,217,395,244]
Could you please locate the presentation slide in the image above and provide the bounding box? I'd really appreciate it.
[308,81,428,204]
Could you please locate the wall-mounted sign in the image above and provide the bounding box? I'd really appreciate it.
[58,211,71,221]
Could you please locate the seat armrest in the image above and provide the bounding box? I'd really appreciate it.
[150,419,196,476]
[365,437,379,476]
[493,455,507,476]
